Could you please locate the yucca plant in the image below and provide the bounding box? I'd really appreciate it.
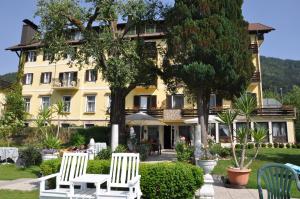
[218,93,267,170]
[53,100,68,138]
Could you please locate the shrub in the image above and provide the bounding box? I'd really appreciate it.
[69,132,85,147]
[40,158,61,188]
[210,143,223,156]
[175,142,194,162]
[247,143,254,149]
[279,143,285,148]
[114,145,128,153]
[96,148,112,160]
[292,144,297,148]
[43,136,61,149]
[297,143,300,149]
[40,160,204,199]
[255,143,260,148]
[267,143,273,148]
[273,142,279,148]
[140,162,203,199]
[286,143,291,148]
[220,147,231,158]
[136,143,151,161]
[76,126,111,144]
[261,143,266,148]
[19,146,42,167]
[235,144,241,150]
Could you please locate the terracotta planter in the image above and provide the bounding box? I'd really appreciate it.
[227,167,251,186]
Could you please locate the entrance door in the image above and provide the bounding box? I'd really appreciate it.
[164,126,171,149]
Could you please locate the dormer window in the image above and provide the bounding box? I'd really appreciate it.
[145,24,156,34]
[26,51,37,62]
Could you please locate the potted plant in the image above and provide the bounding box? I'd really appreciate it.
[197,135,218,174]
[217,93,267,186]
[42,135,61,161]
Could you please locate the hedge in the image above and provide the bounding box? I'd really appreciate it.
[40,159,204,199]
[76,126,111,145]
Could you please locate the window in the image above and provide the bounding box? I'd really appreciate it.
[63,96,71,112]
[106,94,111,114]
[41,96,51,110]
[86,95,96,113]
[23,73,33,85]
[26,51,37,62]
[209,94,216,107]
[208,123,216,140]
[59,72,78,87]
[61,123,70,128]
[219,123,230,143]
[167,95,184,109]
[85,124,95,128]
[23,97,30,112]
[85,69,98,82]
[272,122,287,143]
[254,122,269,142]
[40,72,52,84]
[145,24,156,33]
[133,95,157,110]
[43,51,53,61]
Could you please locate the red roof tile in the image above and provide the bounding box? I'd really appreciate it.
[248,23,275,33]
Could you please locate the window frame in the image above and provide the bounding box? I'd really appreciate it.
[23,97,31,112]
[41,96,51,110]
[24,73,33,85]
[40,72,52,84]
[62,96,71,113]
[86,95,96,113]
[26,51,37,62]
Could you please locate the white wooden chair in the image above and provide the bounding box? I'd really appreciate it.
[96,153,142,199]
[39,152,89,199]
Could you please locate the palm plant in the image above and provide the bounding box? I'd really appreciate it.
[218,93,267,170]
[53,100,68,138]
[34,107,53,139]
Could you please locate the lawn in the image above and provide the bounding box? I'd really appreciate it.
[0,164,40,180]
[0,190,38,199]
[212,148,300,198]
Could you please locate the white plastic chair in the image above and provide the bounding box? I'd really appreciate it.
[39,152,89,199]
[96,153,142,199]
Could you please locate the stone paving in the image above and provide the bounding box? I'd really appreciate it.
[0,178,38,191]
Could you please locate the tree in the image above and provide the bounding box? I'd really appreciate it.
[35,0,160,140]
[53,100,68,138]
[161,0,254,148]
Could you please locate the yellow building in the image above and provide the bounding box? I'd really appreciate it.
[7,20,296,147]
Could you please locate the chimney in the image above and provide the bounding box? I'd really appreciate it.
[20,19,38,45]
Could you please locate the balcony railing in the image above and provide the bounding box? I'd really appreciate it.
[251,71,260,82]
[52,78,80,90]
[255,106,296,117]
[125,108,163,118]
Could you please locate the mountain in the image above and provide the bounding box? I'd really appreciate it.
[0,72,17,84]
[261,56,300,93]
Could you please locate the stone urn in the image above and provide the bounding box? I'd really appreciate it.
[42,153,58,161]
[197,159,217,174]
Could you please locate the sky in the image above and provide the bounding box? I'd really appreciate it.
[0,0,300,75]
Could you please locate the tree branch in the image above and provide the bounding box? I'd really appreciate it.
[86,7,100,30]
[244,146,259,169]
[60,12,85,31]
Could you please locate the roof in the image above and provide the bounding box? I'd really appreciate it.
[248,23,275,33]
[6,21,275,51]
[263,98,282,108]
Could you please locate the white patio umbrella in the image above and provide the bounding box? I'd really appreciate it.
[126,111,165,140]
[184,115,219,124]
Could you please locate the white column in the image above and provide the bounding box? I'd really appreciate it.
[251,122,255,142]
[216,123,220,143]
[268,121,273,143]
[111,124,119,151]
[194,124,202,160]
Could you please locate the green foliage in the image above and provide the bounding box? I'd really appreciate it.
[19,146,42,167]
[292,144,297,148]
[40,160,204,199]
[267,143,273,148]
[247,143,254,149]
[175,141,194,162]
[43,135,61,149]
[286,143,291,148]
[96,148,112,160]
[297,144,300,149]
[86,160,110,174]
[235,144,241,149]
[0,72,17,84]
[261,143,267,148]
[76,126,111,144]
[114,144,128,153]
[279,143,285,148]
[273,142,279,148]
[69,132,85,147]
[140,162,203,199]
[5,89,26,121]
[136,143,151,161]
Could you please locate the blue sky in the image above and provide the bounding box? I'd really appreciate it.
[0,0,300,75]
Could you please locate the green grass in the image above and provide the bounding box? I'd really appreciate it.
[212,148,300,198]
[0,165,40,180]
[0,190,38,199]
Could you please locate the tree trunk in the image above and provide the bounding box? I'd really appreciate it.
[196,90,208,147]
[110,87,127,144]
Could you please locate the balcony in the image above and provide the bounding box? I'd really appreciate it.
[52,78,80,90]
[251,71,260,82]
[125,108,163,118]
[255,106,296,117]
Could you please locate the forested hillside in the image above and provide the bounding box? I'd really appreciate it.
[0,72,17,83]
[261,56,300,93]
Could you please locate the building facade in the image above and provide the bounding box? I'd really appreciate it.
[7,20,296,148]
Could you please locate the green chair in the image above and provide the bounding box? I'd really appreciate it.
[257,163,300,199]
